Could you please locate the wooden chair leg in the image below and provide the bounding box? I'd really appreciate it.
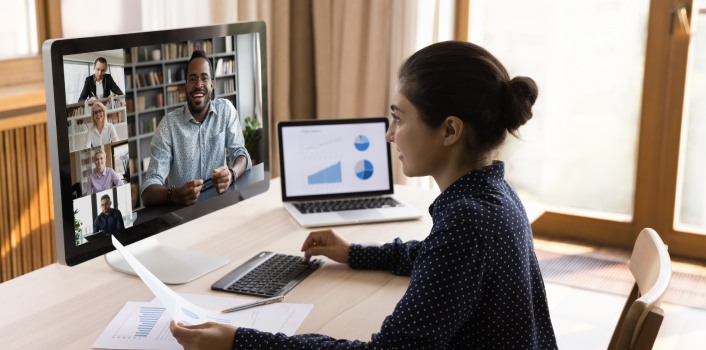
[608,284,639,350]
[633,307,664,350]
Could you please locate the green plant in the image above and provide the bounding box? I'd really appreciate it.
[73,209,82,245]
[243,116,262,162]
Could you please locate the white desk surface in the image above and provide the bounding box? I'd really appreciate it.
[0,179,545,349]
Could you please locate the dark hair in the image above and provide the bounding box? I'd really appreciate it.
[94,57,107,66]
[100,194,110,202]
[187,49,213,77]
[397,41,538,155]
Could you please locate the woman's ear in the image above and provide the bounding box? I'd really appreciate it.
[441,116,464,146]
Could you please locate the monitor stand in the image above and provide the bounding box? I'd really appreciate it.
[104,236,229,285]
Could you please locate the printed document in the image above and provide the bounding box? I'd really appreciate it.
[93,236,312,349]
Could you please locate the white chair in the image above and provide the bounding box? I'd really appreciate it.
[608,228,672,350]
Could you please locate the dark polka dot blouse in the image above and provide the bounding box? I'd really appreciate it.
[234,161,558,349]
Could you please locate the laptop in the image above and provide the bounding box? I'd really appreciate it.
[278,117,423,228]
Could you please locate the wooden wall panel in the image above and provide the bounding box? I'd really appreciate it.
[0,131,9,281]
[0,122,55,282]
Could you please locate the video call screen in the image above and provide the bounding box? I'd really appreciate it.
[65,33,262,247]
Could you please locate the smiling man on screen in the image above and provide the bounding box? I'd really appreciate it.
[141,50,251,207]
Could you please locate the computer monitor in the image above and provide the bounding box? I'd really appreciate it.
[43,21,270,284]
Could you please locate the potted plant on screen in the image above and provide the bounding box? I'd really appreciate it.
[243,116,262,165]
[74,209,82,245]
[120,153,130,181]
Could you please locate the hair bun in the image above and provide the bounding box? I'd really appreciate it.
[502,76,538,133]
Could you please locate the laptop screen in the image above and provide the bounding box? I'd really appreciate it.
[278,118,393,201]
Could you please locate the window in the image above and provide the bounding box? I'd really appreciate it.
[469,0,650,219]
[459,0,706,259]
[0,0,38,59]
[676,3,706,233]
[0,0,61,89]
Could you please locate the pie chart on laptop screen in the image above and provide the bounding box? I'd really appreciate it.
[355,160,374,180]
[354,135,370,151]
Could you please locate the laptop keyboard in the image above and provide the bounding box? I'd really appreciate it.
[211,252,323,297]
[294,196,400,214]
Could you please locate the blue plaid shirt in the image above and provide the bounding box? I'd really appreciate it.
[142,98,250,194]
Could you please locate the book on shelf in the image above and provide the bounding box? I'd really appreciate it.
[128,119,135,136]
[166,86,178,105]
[134,74,142,89]
[178,86,186,103]
[215,59,236,76]
[140,70,162,87]
[190,40,213,54]
[152,71,163,85]
[164,43,188,60]
[165,86,187,105]
[139,116,158,134]
[68,106,86,117]
[108,112,122,124]
[224,35,233,52]
[109,98,123,109]
[215,59,223,77]
[156,92,164,108]
[74,121,88,134]
[140,47,151,62]
[142,157,151,171]
[137,96,146,112]
[219,78,235,94]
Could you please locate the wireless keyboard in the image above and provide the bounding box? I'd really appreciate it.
[211,251,323,297]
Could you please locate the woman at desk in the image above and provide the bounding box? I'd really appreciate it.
[170,41,558,349]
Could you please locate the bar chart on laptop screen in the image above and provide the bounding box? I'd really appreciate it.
[282,123,390,197]
[308,161,343,185]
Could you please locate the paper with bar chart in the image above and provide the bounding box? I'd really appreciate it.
[92,294,312,350]
[281,122,390,197]
[95,237,312,349]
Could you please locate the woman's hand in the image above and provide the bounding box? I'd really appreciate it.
[169,321,236,350]
[301,229,351,264]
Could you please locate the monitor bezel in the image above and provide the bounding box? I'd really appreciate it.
[43,21,270,266]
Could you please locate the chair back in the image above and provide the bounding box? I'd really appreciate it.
[608,228,672,350]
